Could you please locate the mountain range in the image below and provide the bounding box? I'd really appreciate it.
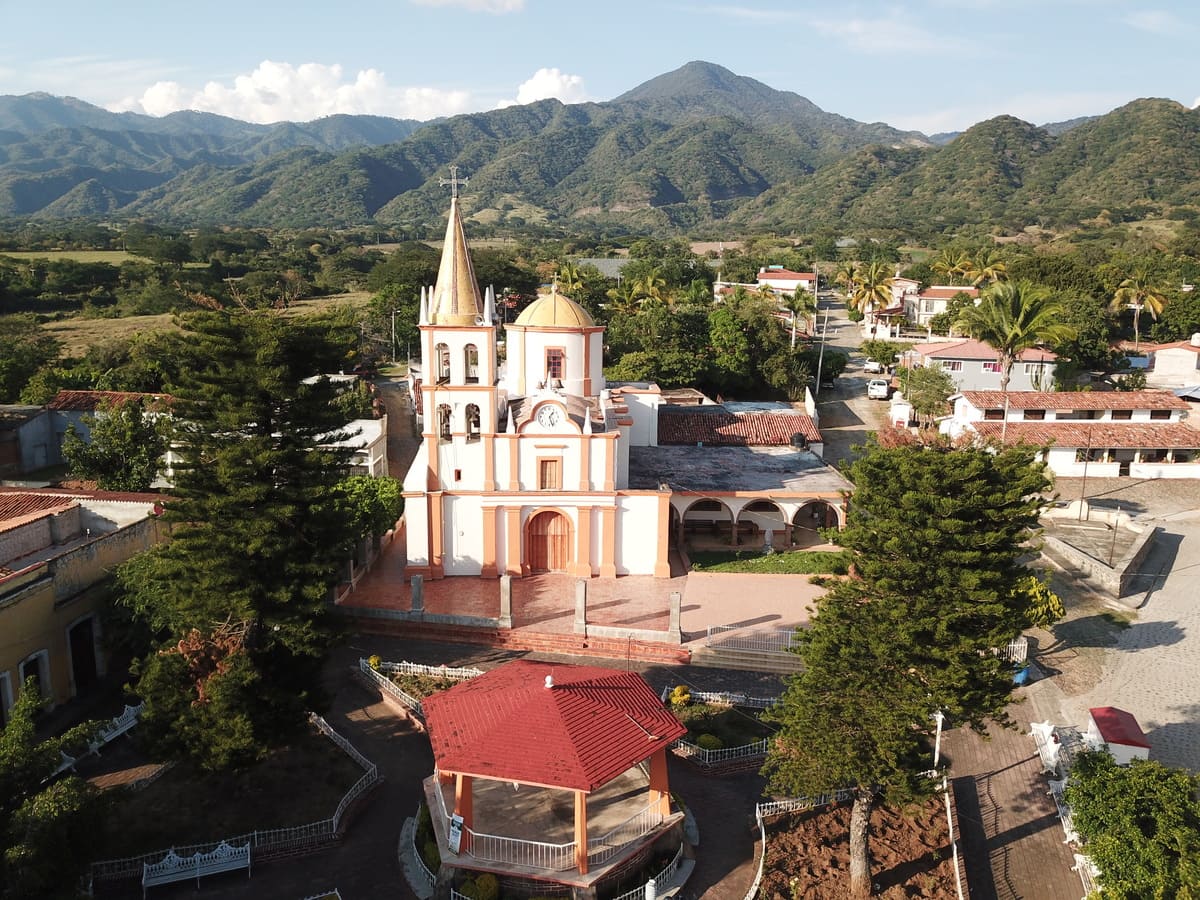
[1,61,1196,236]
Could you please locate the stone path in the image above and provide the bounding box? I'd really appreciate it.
[1025,478,1200,771]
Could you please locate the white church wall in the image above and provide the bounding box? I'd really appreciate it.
[621,391,661,447]
[519,330,589,394]
[589,437,609,490]
[616,428,631,488]
[615,495,660,575]
[404,498,430,567]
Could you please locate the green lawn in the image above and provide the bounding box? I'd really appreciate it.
[0,249,148,264]
[688,549,850,575]
[670,699,775,747]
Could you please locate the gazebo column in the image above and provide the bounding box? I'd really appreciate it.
[574,790,589,874]
[454,773,474,851]
[647,747,672,818]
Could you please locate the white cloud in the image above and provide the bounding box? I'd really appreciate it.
[811,17,963,54]
[1121,10,1179,34]
[110,60,473,123]
[496,68,588,108]
[410,0,524,11]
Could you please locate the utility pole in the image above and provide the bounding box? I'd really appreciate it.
[391,308,398,364]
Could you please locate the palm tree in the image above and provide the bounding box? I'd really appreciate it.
[966,248,1007,287]
[954,280,1076,392]
[931,249,971,286]
[835,261,859,295]
[782,287,819,348]
[604,282,640,317]
[849,260,895,336]
[1108,268,1168,351]
[557,263,584,296]
[632,267,668,305]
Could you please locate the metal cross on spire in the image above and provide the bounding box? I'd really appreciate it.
[439,165,469,199]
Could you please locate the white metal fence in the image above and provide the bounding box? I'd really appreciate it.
[89,715,380,885]
[999,636,1029,663]
[706,626,800,654]
[359,658,483,721]
[743,790,855,900]
[611,841,686,900]
[589,800,665,867]
[410,805,437,889]
[671,738,770,766]
[660,686,779,710]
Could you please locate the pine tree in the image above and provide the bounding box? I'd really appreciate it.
[764,439,1051,898]
[117,309,359,769]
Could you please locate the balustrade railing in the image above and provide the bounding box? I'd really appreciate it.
[589,800,664,866]
[671,737,770,766]
[611,842,685,900]
[705,625,799,654]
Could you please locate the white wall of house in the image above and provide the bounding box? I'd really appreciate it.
[1148,346,1200,385]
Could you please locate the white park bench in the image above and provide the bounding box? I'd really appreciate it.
[141,840,250,896]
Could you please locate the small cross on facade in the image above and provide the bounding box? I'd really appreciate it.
[439,165,469,199]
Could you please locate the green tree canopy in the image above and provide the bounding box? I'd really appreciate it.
[62,397,170,491]
[1065,751,1200,899]
[0,316,60,404]
[764,439,1051,898]
[1,680,104,899]
[115,309,359,770]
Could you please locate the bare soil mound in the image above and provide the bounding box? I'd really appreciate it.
[759,797,958,899]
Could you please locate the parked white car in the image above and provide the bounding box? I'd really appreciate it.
[864,359,885,374]
[867,379,891,400]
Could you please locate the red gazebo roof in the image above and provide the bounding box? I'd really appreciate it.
[422,660,686,792]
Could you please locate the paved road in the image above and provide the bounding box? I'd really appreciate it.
[1025,478,1200,771]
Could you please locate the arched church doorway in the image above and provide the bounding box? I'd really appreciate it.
[526,510,572,573]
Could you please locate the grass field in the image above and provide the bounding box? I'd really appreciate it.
[41,293,375,356]
[688,549,851,574]
[0,249,148,264]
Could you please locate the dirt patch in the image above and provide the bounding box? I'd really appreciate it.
[760,797,957,899]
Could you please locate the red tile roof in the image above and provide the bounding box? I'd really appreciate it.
[918,286,978,300]
[658,410,821,446]
[1089,707,1150,748]
[0,486,168,505]
[971,421,1200,449]
[758,269,814,281]
[422,660,686,792]
[910,339,1057,362]
[46,390,169,412]
[1150,340,1200,354]
[0,493,76,532]
[960,390,1190,411]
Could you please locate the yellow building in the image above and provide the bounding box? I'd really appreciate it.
[0,488,166,725]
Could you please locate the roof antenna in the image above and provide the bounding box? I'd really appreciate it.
[544,673,554,689]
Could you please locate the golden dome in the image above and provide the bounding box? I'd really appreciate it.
[513,290,594,328]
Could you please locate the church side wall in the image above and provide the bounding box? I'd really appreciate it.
[404,497,430,568]
[615,495,660,575]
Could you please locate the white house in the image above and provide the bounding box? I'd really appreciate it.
[906,286,979,328]
[754,267,817,295]
[940,389,1200,477]
[1143,335,1200,387]
[899,340,1058,392]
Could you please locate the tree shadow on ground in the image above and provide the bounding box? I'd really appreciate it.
[1121,529,1183,602]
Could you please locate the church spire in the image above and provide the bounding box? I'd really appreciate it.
[428,167,484,326]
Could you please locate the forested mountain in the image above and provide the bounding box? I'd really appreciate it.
[0,63,1197,237]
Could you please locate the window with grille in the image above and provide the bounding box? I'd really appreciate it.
[546,348,565,381]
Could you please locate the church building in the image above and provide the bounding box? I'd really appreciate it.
[403,187,851,582]
[402,190,670,580]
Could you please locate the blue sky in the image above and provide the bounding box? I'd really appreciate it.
[0,0,1195,134]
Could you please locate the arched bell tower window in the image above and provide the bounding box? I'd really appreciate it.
[435,343,450,384]
[466,404,481,442]
[464,344,479,384]
[437,404,452,442]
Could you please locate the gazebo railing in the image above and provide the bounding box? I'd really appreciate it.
[433,779,665,872]
[588,800,664,867]
[467,830,578,871]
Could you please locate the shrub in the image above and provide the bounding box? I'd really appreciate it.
[422,839,441,872]
[696,733,723,750]
[368,654,382,671]
[475,873,499,900]
[668,685,691,707]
